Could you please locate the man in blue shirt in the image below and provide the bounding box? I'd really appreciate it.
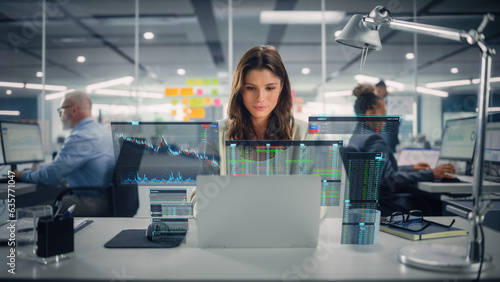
[15,91,115,216]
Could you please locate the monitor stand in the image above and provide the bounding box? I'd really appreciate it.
[464,161,473,176]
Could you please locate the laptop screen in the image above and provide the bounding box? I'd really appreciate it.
[397,148,440,168]
[485,113,500,164]
[440,116,476,161]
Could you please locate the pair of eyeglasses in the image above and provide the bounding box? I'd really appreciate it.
[385,210,455,232]
[57,105,72,116]
[389,210,424,224]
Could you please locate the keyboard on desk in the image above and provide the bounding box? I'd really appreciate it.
[456,175,473,183]
[435,177,463,183]
[443,175,499,185]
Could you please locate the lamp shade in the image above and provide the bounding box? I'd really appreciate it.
[335,14,382,50]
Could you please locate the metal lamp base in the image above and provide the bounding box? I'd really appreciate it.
[398,244,492,272]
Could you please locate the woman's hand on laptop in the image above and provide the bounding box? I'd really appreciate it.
[432,163,457,179]
[413,162,431,171]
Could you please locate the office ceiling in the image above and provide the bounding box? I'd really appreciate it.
[1,0,499,105]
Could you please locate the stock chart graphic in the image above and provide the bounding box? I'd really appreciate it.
[111,122,220,186]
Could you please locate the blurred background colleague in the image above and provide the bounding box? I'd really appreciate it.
[349,87,456,215]
[14,91,115,216]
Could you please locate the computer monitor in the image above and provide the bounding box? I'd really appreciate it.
[0,121,44,169]
[225,140,344,206]
[485,113,500,164]
[439,116,477,162]
[110,121,220,186]
[308,116,401,135]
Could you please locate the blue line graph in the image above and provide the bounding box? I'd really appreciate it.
[122,171,196,185]
[116,134,219,168]
[115,134,219,185]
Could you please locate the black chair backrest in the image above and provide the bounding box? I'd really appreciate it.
[110,140,143,217]
[340,145,361,172]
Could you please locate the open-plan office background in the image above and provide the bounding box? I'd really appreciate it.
[0,0,499,158]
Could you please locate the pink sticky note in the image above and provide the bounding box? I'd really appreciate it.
[196,88,203,96]
[214,98,221,107]
[291,89,295,104]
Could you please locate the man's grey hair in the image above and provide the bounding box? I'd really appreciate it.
[64,90,92,111]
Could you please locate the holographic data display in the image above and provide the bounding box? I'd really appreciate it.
[111,122,220,186]
[226,140,343,206]
[341,152,384,244]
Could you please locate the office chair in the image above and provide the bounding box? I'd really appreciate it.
[339,144,361,171]
[52,140,141,217]
[52,184,114,217]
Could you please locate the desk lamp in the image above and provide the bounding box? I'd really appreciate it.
[336,6,494,272]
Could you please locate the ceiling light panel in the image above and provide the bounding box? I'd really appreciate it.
[260,11,345,24]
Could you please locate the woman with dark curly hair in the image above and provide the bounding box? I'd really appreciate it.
[215,45,310,174]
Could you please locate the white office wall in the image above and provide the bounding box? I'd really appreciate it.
[420,94,442,146]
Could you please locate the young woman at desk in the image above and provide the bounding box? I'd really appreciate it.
[192,45,310,205]
[214,45,310,174]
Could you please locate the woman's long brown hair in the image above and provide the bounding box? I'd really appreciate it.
[227,45,294,140]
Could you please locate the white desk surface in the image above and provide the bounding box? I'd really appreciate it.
[418,177,500,194]
[1,217,499,281]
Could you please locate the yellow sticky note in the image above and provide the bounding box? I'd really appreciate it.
[182,98,189,105]
[171,110,177,116]
[189,108,205,118]
[203,79,211,85]
[195,79,203,86]
[203,97,211,105]
[211,89,218,95]
[212,79,219,85]
[187,78,194,86]
[180,88,193,96]
[165,88,178,96]
[190,98,204,107]
[172,99,178,105]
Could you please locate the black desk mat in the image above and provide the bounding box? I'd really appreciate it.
[104,229,185,248]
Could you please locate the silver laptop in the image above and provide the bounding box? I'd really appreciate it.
[195,175,321,248]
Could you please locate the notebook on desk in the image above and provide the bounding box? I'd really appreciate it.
[195,175,321,248]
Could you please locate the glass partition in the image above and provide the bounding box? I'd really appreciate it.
[1,0,498,160]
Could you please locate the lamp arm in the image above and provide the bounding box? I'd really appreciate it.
[363,5,470,43]
[387,19,468,43]
[364,7,497,263]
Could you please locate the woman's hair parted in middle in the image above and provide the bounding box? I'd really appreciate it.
[227,45,294,140]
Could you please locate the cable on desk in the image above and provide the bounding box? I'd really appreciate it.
[474,223,485,282]
[484,162,499,177]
